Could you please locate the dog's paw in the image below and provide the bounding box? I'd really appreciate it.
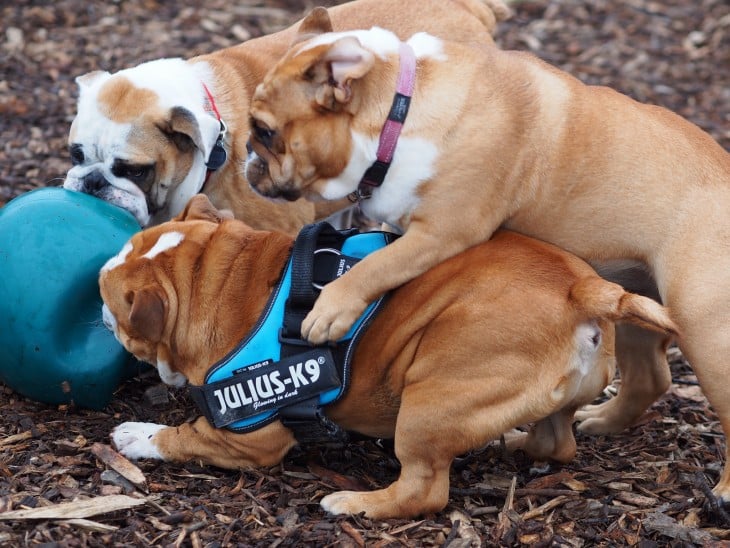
[111,422,166,460]
[712,483,730,505]
[302,285,367,344]
[320,491,364,516]
[575,401,629,435]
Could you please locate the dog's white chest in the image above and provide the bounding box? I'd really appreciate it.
[363,136,437,227]
[323,132,438,229]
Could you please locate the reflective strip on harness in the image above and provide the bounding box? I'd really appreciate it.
[191,348,341,429]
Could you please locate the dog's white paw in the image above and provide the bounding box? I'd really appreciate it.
[320,491,362,515]
[111,422,166,460]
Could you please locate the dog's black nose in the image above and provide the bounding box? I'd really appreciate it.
[279,187,302,202]
[82,171,108,194]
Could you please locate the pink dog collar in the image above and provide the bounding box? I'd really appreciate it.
[352,41,417,201]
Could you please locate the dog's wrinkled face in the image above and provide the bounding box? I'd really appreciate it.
[245,11,377,202]
[99,195,228,386]
[64,60,221,226]
[99,226,187,386]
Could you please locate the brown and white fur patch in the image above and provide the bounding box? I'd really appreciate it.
[99,195,676,519]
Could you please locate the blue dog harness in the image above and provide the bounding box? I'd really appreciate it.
[189,222,397,443]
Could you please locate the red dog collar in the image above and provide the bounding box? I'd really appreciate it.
[201,83,228,188]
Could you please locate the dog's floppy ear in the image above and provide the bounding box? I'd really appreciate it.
[127,286,166,342]
[174,194,233,223]
[293,6,333,45]
[161,106,220,162]
[306,37,375,109]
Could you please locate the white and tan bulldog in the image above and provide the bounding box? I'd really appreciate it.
[99,195,676,519]
[244,10,730,501]
[62,0,510,233]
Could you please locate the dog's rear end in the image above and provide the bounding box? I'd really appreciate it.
[319,230,677,517]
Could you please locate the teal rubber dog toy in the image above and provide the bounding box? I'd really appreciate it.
[0,187,141,409]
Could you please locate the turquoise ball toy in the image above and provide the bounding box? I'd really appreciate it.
[0,187,141,409]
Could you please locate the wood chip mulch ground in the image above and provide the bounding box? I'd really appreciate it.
[1,0,729,545]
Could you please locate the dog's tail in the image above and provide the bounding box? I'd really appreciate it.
[456,0,512,35]
[570,277,679,336]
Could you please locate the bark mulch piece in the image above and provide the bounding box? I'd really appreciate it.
[1,0,728,545]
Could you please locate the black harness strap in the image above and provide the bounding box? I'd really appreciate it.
[279,223,357,345]
[278,222,359,444]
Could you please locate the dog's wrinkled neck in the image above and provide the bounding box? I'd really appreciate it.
[179,226,294,385]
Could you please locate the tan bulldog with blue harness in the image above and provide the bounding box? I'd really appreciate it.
[99,195,676,518]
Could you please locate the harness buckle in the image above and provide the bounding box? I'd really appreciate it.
[312,247,343,290]
[277,328,312,347]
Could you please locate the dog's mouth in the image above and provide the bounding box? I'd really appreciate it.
[275,187,302,202]
[245,152,302,202]
[258,181,302,202]
[253,182,302,202]
[245,153,270,185]
[65,168,152,226]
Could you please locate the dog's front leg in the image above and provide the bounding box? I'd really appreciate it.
[321,453,452,519]
[320,375,496,518]
[302,220,486,344]
[111,418,297,469]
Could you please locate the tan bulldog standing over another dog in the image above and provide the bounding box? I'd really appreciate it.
[62,0,510,233]
[245,10,730,501]
[99,195,676,518]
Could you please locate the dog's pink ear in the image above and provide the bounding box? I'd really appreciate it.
[326,37,375,90]
[310,37,374,109]
[127,286,166,342]
[294,6,333,45]
[175,194,233,223]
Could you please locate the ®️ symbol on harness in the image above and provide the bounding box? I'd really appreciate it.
[197,348,341,428]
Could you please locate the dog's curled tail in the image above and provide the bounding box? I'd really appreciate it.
[570,277,679,336]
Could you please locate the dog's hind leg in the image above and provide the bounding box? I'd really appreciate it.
[321,378,516,518]
[575,324,672,434]
[509,408,579,464]
[320,388,457,518]
[671,317,730,503]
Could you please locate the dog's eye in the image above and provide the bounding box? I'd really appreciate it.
[252,122,276,148]
[69,144,85,166]
[112,162,153,185]
[125,167,149,180]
